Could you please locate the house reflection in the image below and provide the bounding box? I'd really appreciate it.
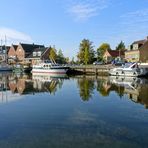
[108,76,148,109]
[0,73,22,103]
[0,73,66,103]
[96,76,125,97]
[124,79,148,109]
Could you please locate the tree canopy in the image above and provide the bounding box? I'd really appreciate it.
[56,49,66,64]
[116,41,125,51]
[97,43,111,61]
[77,39,95,64]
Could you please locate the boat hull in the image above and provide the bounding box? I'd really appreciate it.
[109,68,147,77]
[0,67,12,71]
[31,68,68,74]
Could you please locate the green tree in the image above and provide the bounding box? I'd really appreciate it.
[116,41,125,51]
[57,49,66,64]
[49,46,57,62]
[97,43,111,61]
[77,39,95,64]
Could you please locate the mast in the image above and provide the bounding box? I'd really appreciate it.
[4,35,7,63]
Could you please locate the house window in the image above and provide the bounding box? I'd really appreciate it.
[133,44,138,50]
[37,51,41,56]
[33,52,37,56]
[18,48,21,52]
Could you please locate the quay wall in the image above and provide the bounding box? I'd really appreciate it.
[68,65,112,75]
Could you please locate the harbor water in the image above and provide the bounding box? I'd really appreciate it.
[0,72,148,148]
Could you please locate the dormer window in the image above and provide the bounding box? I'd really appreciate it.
[37,51,41,56]
[133,44,138,50]
[33,52,37,56]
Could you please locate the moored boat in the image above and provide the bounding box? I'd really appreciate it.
[13,64,32,73]
[0,63,12,71]
[31,60,69,74]
[109,62,148,77]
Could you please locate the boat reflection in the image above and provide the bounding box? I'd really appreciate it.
[108,76,148,108]
[32,73,67,94]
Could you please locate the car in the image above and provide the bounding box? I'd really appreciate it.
[93,61,103,65]
[114,61,125,66]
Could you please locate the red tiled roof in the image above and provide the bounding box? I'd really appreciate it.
[108,50,125,57]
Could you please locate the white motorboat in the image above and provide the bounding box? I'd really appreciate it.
[109,63,148,77]
[31,60,69,74]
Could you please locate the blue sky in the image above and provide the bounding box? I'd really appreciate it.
[0,0,148,59]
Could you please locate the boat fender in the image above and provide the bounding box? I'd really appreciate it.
[121,71,124,74]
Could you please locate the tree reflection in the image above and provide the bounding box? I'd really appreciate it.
[77,76,95,101]
[96,77,125,98]
[44,79,64,95]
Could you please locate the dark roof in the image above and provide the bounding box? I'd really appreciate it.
[20,43,44,52]
[108,50,125,57]
[12,44,18,50]
[138,39,148,50]
[132,39,146,45]
[26,47,47,59]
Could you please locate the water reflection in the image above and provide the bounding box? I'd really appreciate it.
[0,73,148,147]
[75,75,148,108]
[109,76,148,108]
[0,73,67,103]
[77,76,95,101]
[0,72,148,108]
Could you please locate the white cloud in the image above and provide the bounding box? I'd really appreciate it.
[121,9,148,18]
[67,0,109,21]
[110,8,148,47]
[0,27,33,45]
[120,8,148,26]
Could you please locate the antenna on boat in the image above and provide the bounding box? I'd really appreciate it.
[0,39,2,52]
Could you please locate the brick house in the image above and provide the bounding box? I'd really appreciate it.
[139,39,148,63]
[15,43,44,64]
[125,37,148,62]
[8,44,18,64]
[26,46,51,65]
[103,50,125,63]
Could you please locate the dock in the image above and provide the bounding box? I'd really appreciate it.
[68,64,112,75]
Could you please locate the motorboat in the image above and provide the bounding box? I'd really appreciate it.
[31,60,69,74]
[109,62,148,77]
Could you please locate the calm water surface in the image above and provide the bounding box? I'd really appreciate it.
[0,73,148,148]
